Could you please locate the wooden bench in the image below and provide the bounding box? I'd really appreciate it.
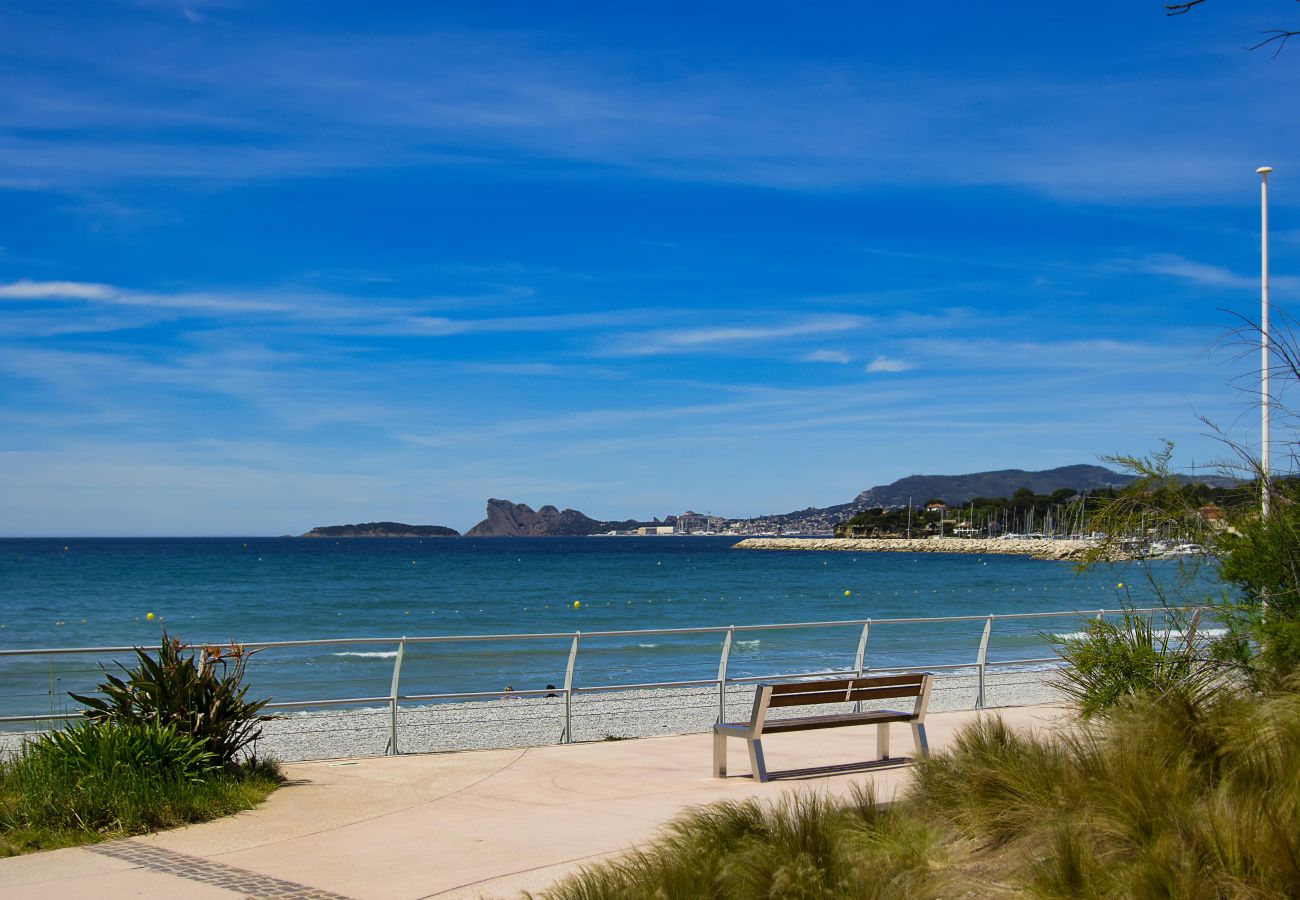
[712,673,934,782]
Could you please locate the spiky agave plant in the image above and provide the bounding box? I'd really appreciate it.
[70,632,267,767]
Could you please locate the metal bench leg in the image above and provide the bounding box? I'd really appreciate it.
[877,722,891,760]
[747,738,768,782]
[911,722,929,757]
[713,731,727,777]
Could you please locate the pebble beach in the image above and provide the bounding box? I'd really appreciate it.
[253,666,1070,761]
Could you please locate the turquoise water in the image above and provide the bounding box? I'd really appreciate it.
[0,537,1212,718]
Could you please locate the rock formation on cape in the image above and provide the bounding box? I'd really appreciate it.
[465,499,642,536]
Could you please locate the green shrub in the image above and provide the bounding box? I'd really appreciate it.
[70,632,266,767]
[1212,481,1300,684]
[1047,606,1219,718]
[0,720,281,853]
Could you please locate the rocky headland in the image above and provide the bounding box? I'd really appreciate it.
[301,522,460,538]
[733,536,1095,561]
[465,498,644,536]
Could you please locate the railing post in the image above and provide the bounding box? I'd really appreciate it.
[562,632,581,744]
[388,637,406,755]
[976,616,993,709]
[716,626,734,723]
[853,620,871,712]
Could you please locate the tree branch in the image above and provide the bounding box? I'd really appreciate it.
[1250,29,1300,58]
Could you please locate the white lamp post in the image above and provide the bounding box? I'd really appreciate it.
[1258,166,1273,517]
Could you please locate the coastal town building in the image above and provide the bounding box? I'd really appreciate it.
[674,512,727,534]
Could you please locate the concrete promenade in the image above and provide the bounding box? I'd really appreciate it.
[0,704,1068,899]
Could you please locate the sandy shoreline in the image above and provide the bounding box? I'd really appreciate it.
[0,667,1066,763]
[734,536,1092,561]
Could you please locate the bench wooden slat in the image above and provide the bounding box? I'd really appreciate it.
[768,690,850,707]
[770,678,856,694]
[720,709,913,733]
[760,710,913,733]
[847,684,924,701]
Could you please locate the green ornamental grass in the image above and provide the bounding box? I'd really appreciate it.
[0,719,281,856]
[532,784,939,900]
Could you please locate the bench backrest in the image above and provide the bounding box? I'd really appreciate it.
[767,673,927,707]
[745,673,933,732]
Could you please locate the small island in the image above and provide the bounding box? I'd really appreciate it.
[301,522,460,538]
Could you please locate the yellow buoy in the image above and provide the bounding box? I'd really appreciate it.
[573,600,581,609]
[146,612,156,621]
[1117,582,1125,589]
[844,590,852,597]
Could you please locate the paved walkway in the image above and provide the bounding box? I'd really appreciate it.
[0,704,1068,899]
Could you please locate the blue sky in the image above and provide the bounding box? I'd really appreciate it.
[1,1,1298,536]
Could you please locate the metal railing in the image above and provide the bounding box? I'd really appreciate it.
[0,606,1198,754]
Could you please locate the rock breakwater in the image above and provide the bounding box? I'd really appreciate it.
[733,536,1093,561]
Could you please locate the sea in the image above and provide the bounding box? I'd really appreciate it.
[0,536,1221,721]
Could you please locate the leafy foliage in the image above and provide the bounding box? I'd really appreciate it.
[69,633,267,767]
[1214,479,1300,682]
[1078,439,1300,686]
[1048,606,1220,718]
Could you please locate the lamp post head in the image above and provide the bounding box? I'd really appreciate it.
[1258,166,1274,175]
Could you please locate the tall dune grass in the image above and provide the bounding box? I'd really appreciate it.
[532,784,938,900]
[910,685,1300,897]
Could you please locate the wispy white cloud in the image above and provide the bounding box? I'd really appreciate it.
[865,355,913,373]
[1114,254,1300,292]
[804,349,852,364]
[602,316,868,357]
[0,279,116,300]
[0,277,658,337]
[0,279,296,313]
[901,336,1201,374]
[457,361,624,379]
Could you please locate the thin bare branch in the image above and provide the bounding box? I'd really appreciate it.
[1249,29,1300,58]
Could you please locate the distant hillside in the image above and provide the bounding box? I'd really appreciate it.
[465,499,645,536]
[302,522,460,538]
[851,464,1238,509]
[853,465,1133,508]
